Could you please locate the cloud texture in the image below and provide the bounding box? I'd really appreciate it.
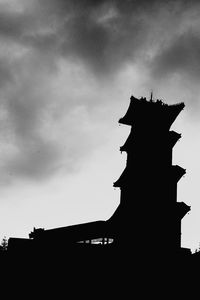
[0,0,199,182]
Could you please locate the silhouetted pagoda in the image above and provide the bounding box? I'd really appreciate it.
[7,94,191,260]
[110,95,190,257]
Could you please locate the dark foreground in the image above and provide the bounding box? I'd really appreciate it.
[0,246,198,298]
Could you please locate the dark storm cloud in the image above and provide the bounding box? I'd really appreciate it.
[34,0,155,76]
[151,32,200,80]
[0,0,199,183]
[0,65,63,182]
[30,0,200,77]
[0,6,36,40]
[0,0,161,75]
[0,60,13,87]
[0,0,194,77]
[0,0,198,76]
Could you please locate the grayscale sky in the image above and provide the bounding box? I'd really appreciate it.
[0,0,199,251]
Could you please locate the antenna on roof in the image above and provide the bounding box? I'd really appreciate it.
[150,90,153,101]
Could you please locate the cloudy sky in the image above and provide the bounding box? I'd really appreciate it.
[0,0,200,251]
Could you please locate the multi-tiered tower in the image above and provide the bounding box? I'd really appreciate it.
[111,95,190,257]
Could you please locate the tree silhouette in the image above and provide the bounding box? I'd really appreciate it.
[0,236,8,251]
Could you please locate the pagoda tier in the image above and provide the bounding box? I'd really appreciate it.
[113,165,185,188]
[119,96,185,129]
[120,130,181,152]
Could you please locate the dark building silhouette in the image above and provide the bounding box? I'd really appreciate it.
[7,95,191,259]
[110,95,191,257]
[8,238,33,254]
